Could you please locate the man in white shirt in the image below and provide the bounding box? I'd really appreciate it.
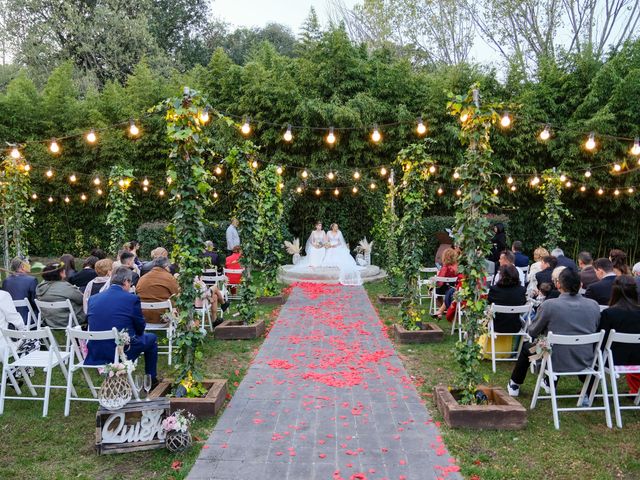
[492,250,526,286]
[226,218,241,254]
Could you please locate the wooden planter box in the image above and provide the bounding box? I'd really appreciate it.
[377,295,404,305]
[434,384,527,430]
[257,295,285,305]
[149,379,228,418]
[214,319,266,340]
[393,323,444,343]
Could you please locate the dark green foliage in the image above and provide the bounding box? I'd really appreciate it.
[135,222,173,260]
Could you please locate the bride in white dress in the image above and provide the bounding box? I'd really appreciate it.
[322,223,364,285]
[291,221,327,269]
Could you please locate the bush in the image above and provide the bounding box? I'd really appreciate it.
[136,222,173,260]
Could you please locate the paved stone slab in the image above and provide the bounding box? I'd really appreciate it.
[189,283,462,480]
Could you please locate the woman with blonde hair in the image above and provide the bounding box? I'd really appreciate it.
[526,247,550,297]
[433,247,459,318]
[83,258,114,313]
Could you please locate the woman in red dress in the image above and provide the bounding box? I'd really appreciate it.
[225,245,243,293]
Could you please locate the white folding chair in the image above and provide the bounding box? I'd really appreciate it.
[599,305,609,312]
[140,300,175,365]
[486,303,532,373]
[452,300,465,341]
[0,327,74,417]
[223,268,244,301]
[430,276,458,315]
[202,270,228,320]
[530,330,612,429]
[597,330,640,428]
[64,326,140,416]
[12,299,38,330]
[417,267,438,305]
[517,265,529,284]
[34,299,81,351]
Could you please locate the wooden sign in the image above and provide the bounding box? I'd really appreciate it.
[96,398,170,455]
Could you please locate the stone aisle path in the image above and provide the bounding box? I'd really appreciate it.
[189,283,462,480]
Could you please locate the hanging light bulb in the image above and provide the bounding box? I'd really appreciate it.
[510,185,517,191]
[278,182,284,189]
[64,196,70,204]
[437,187,444,195]
[631,138,640,156]
[614,189,620,196]
[565,181,572,188]
[213,191,219,199]
[371,125,382,143]
[283,124,293,142]
[493,188,499,195]
[327,171,335,180]
[584,171,592,178]
[353,171,361,180]
[143,186,148,192]
[585,132,596,151]
[453,171,460,180]
[93,177,101,186]
[460,112,469,123]
[215,165,222,175]
[507,176,514,185]
[416,117,427,135]
[614,163,622,172]
[240,117,251,136]
[129,119,140,136]
[97,188,103,195]
[199,108,210,124]
[326,127,336,145]
[539,125,551,141]
[296,186,302,193]
[251,159,258,169]
[159,189,165,197]
[429,165,436,174]
[456,189,462,196]
[46,168,53,178]
[380,167,387,176]
[31,193,37,200]
[500,111,512,128]
[49,138,60,154]
[142,178,149,187]
[69,174,77,183]
[23,164,31,172]
[315,188,321,196]
[370,182,376,190]
[334,188,339,196]
[86,130,97,144]
[628,187,635,194]
[580,185,586,192]
[276,165,283,175]
[118,179,125,187]
[597,188,604,195]
[80,193,87,201]
[10,147,20,159]
[352,186,358,194]
[559,174,566,182]
[530,176,540,186]
[48,196,53,203]
[302,169,309,179]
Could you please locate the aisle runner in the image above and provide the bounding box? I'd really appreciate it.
[189,283,462,480]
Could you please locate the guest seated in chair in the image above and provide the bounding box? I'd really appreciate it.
[202,240,222,272]
[432,247,458,318]
[225,245,243,294]
[488,264,527,333]
[140,247,176,276]
[532,255,558,297]
[83,259,114,313]
[0,290,27,359]
[36,262,86,328]
[507,268,600,397]
[69,256,98,292]
[511,241,529,268]
[2,257,38,326]
[550,248,578,272]
[585,258,617,306]
[136,257,179,324]
[526,247,550,298]
[85,267,159,387]
[578,251,599,290]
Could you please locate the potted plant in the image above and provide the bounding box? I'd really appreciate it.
[163,409,195,453]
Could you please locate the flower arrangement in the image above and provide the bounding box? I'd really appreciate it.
[162,409,195,434]
[528,336,552,363]
[284,238,301,255]
[101,359,135,378]
[354,238,374,254]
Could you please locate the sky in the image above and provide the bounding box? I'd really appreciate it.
[210,0,360,33]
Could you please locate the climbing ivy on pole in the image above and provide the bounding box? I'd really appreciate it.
[106,165,137,255]
[226,142,261,323]
[395,142,436,329]
[0,154,33,269]
[447,84,508,405]
[540,169,571,250]
[375,169,403,296]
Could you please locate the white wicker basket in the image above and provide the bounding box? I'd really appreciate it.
[98,374,132,411]
[166,431,193,453]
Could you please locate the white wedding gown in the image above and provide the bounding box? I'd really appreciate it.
[291,230,326,270]
[322,230,364,286]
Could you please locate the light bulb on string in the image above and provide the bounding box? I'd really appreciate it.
[301,169,309,179]
[315,188,321,196]
[143,178,149,187]
[353,171,361,180]
[585,171,592,178]
[614,163,622,172]
[80,193,87,201]
[97,188,103,195]
[559,174,566,182]
[69,174,77,183]
[86,130,97,144]
[628,187,635,194]
[118,179,125,187]
[326,127,336,145]
[213,191,218,199]
[580,185,586,192]
[10,147,20,159]
[276,165,283,175]
[511,185,517,191]
[64,196,70,204]
[429,165,436,174]
[453,171,460,180]
[143,186,148,192]
[251,159,258,169]
[48,196,53,203]
[214,165,222,175]
[23,164,31,172]
[507,176,514,185]
[380,167,387,176]
[240,118,251,136]
[371,125,382,143]
[199,108,210,124]
[530,176,540,186]
[334,188,339,196]
[327,171,335,180]
[500,112,512,128]
[283,124,293,142]
[456,189,462,196]
[129,119,140,136]
[614,189,620,196]
[597,188,604,195]
[437,187,444,195]
[278,182,284,189]
[539,125,551,141]
[296,186,303,193]
[370,182,376,190]
[565,181,572,188]
[159,189,165,197]
[352,186,358,194]
[46,168,53,178]
[493,188,499,195]
[416,117,427,135]
[31,193,37,200]
[460,112,469,123]
[631,138,640,156]
[585,133,596,151]
[387,177,393,184]
[93,177,101,186]
[49,138,60,154]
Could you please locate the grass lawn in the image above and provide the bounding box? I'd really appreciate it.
[365,280,640,480]
[0,301,280,480]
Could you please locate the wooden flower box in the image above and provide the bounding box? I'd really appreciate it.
[149,379,227,418]
[377,295,404,305]
[214,319,266,340]
[256,295,286,305]
[434,384,527,429]
[393,322,444,343]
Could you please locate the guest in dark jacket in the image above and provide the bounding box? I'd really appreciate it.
[2,257,38,325]
[69,256,98,291]
[202,240,221,271]
[488,264,527,333]
[578,251,599,289]
[535,256,558,290]
[511,241,529,268]
[551,248,578,272]
[599,275,640,393]
[489,223,507,263]
[60,253,77,280]
[85,267,158,383]
[585,258,617,305]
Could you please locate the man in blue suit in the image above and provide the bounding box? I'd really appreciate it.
[2,257,38,325]
[85,267,159,384]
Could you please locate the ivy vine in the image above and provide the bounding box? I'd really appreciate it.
[375,170,403,297]
[106,165,137,255]
[540,169,572,250]
[0,155,33,268]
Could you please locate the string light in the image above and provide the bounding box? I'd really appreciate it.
[585,171,592,178]
[10,147,20,159]
[631,138,640,156]
[614,189,620,196]
[598,188,604,195]
[69,174,77,183]
[500,111,512,128]
[129,119,140,136]
[565,181,572,188]
[46,168,53,178]
[507,176,514,185]
[93,177,101,186]
[276,165,283,175]
[585,132,596,151]
[510,185,517,191]
[369,182,376,189]
[580,185,586,192]
[628,187,635,194]
[23,164,31,172]
[493,188,499,195]
[80,194,87,201]
[456,189,462,196]
[560,174,567,182]
[143,186,148,192]
[437,187,444,195]
[460,112,469,123]
[159,189,165,197]
[429,165,436,174]
[539,125,551,141]
[530,176,540,186]
[118,179,125,187]
[326,127,336,145]
[296,186,303,193]
[214,166,222,175]
[352,186,358,194]
[353,171,361,180]
[302,169,309,178]
[380,167,387,176]
[251,159,258,169]
[315,188,321,196]
[49,138,60,154]
[327,171,335,180]
[416,118,427,135]
[199,108,210,124]
[279,182,284,189]
[240,118,251,136]
[31,193,37,200]
[334,188,339,196]
[64,196,70,204]
[86,130,97,144]
[97,188,103,195]
[613,163,622,172]
[453,171,460,180]
[213,191,218,199]
[371,125,382,143]
[283,124,293,142]
[142,178,149,187]
[48,196,53,203]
